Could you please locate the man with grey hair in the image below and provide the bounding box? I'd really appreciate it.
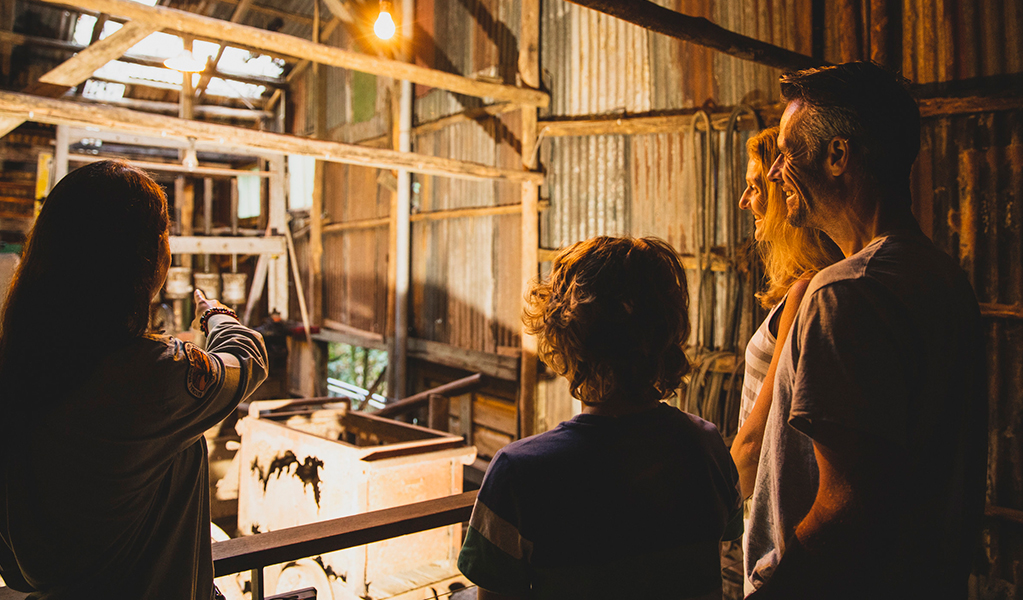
[744,62,986,598]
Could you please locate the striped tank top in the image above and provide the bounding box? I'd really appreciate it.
[738,296,787,430]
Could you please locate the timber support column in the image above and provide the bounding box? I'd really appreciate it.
[268,153,289,320]
[518,0,540,438]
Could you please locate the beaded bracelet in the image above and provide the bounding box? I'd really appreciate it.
[199,306,239,336]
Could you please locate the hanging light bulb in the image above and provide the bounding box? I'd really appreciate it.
[164,50,206,73]
[374,1,396,40]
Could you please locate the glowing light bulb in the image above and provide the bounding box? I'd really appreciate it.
[374,7,396,40]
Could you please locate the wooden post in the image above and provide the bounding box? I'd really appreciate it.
[310,0,325,325]
[268,154,289,320]
[388,0,414,401]
[428,393,449,432]
[518,0,540,439]
[52,124,69,184]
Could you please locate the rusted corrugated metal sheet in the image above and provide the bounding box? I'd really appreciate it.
[914,109,1023,599]
[901,0,1023,84]
[411,111,522,353]
[321,162,391,335]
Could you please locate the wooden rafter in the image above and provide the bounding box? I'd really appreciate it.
[194,0,254,102]
[38,0,549,107]
[0,19,159,138]
[0,30,285,88]
[0,90,544,183]
[39,20,158,87]
[564,0,822,72]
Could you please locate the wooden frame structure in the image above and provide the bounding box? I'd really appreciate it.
[3,0,548,421]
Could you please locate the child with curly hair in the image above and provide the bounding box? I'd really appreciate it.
[458,236,742,600]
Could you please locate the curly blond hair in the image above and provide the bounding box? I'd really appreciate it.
[524,236,691,406]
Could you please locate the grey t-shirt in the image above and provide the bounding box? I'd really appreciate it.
[1,320,268,599]
[745,231,986,594]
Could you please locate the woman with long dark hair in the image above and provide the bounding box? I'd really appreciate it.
[0,160,267,598]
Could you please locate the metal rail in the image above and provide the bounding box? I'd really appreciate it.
[212,491,477,599]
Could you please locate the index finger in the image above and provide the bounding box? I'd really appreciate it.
[194,288,206,302]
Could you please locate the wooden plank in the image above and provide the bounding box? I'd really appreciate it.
[168,235,286,255]
[39,20,158,87]
[214,0,314,26]
[356,103,520,146]
[539,246,732,271]
[69,154,271,177]
[0,115,23,138]
[320,0,355,23]
[194,0,256,101]
[563,0,821,71]
[74,95,272,120]
[319,318,388,349]
[519,0,541,439]
[918,95,1023,118]
[0,91,543,183]
[407,338,520,381]
[473,394,517,436]
[980,302,1023,320]
[471,426,512,460]
[985,504,1023,524]
[375,373,486,417]
[538,105,781,138]
[0,30,285,88]
[212,491,477,576]
[36,0,549,107]
[322,203,530,234]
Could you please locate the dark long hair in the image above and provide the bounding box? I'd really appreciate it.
[0,160,168,424]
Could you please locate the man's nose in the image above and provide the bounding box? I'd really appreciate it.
[767,154,784,183]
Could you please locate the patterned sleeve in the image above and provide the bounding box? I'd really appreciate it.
[457,450,533,596]
[157,318,268,446]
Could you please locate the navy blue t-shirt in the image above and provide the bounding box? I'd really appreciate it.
[458,402,742,599]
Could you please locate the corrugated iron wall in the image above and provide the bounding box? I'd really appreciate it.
[408,0,525,354]
[914,108,1023,599]
[889,2,1023,596]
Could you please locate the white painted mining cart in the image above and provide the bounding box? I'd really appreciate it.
[228,399,476,600]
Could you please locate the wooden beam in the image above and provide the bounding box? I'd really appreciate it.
[285,16,344,84]
[322,203,534,234]
[213,0,314,27]
[69,153,272,176]
[979,302,1023,320]
[169,234,286,255]
[0,30,285,89]
[39,20,158,86]
[563,0,822,72]
[213,491,477,576]
[539,105,784,138]
[38,0,549,107]
[356,102,520,146]
[375,374,486,417]
[408,338,521,382]
[0,91,544,183]
[519,0,540,438]
[918,95,1023,118]
[320,0,355,24]
[74,95,271,120]
[65,126,276,158]
[194,0,254,101]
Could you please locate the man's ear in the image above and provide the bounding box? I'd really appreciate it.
[825,137,850,177]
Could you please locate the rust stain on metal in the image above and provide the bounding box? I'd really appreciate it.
[957,148,979,274]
